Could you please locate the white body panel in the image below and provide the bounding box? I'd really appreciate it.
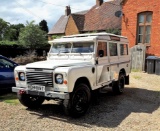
[13,33,130,100]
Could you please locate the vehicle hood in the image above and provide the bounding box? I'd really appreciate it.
[26,60,92,69]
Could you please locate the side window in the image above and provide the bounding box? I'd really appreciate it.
[97,41,107,57]
[0,62,5,68]
[120,44,128,55]
[0,58,14,68]
[109,43,118,56]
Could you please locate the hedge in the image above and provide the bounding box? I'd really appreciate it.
[0,40,50,58]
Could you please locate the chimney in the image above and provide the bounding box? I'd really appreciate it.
[65,6,71,16]
[96,0,103,6]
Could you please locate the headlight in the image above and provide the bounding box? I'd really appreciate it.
[55,74,63,84]
[19,72,25,81]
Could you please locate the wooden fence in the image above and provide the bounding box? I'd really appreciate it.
[130,45,146,71]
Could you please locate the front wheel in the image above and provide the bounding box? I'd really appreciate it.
[112,73,125,94]
[63,84,91,117]
[17,94,45,109]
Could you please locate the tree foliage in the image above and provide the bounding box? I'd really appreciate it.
[51,35,63,39]
[0,40,17,46]
[4,24,25,41]
[0,18,25,41]
[39,19,49,33]
[0,18,9,40]
[19,21,47,50]
[106,28,121,35]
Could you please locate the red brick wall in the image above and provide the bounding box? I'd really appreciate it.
[121,0,160,56]
[65,16,79,35]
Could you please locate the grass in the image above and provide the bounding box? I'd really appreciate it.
[133,75,142,80]
[131,69,141,72]
[0,93,19,105]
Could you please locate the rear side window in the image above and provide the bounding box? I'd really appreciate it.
[109,43,118,56]
[120,44,128,55]
[97,41,107,57]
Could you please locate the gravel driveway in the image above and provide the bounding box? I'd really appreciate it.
[0,72,160,131]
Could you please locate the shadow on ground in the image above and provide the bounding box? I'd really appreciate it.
[27,87,160,128]
[0,88,12,96]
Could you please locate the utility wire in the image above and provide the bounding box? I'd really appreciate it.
[15,0,43,20]
[33,0,66,8]
[33,0,120,9]
[14,0,54,28]
[14,1,53,28]
[32,0,82,10]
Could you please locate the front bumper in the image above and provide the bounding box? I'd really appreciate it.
[12,87,69,100]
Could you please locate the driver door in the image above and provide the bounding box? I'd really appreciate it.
[0,58,15,85]
[96,41,111,86]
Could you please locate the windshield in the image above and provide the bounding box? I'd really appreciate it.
[51,43,71,53]
[50,41,94,54]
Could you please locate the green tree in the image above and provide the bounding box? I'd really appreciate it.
[39,19,49,33]
[4,26,17,41]
[0,18,10,40]
[106,28,121,35]
[8,24,25,41]
[19,21,47,50]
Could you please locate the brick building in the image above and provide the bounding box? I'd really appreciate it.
[48,0,122,39]
[121,0,160,56]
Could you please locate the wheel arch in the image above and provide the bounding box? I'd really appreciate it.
[119,68,129,85]
[119,68,126,76]
[74,77,92,91]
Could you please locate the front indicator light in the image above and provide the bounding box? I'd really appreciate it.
[15,77,19,81]
[63,80,67,85]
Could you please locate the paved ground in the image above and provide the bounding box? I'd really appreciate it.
[0,72,160,131]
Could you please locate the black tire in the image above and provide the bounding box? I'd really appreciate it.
[63,84,91,117]
[17,93,45,109]
[112,73,125,94]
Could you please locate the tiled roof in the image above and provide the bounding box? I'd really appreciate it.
[72,14,85,31]
[48,0,122,35]
[83,0,122,31]
[48,15,69,35]
[48,11,87,35]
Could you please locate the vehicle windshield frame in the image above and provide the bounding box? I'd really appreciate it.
[49,41,95,54]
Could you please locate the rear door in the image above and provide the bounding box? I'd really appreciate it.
[108,42,119,80]
[96,41,111,85]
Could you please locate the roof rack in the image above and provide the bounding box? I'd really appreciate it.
[63,32,127,39]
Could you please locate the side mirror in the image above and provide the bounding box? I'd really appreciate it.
[98,50,104,57]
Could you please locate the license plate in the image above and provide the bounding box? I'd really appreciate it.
[28,85,45,92]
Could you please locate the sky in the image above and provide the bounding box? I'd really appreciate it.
[0,0,110,30]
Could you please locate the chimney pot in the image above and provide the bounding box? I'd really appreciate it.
[65,6,71,16]
[96,0,103,6]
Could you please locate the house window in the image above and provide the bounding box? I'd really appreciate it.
[137,12,152,45]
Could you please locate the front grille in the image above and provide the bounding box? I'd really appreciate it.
[26,71,53,87]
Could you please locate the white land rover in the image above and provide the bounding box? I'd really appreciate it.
[12,33,130,117]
